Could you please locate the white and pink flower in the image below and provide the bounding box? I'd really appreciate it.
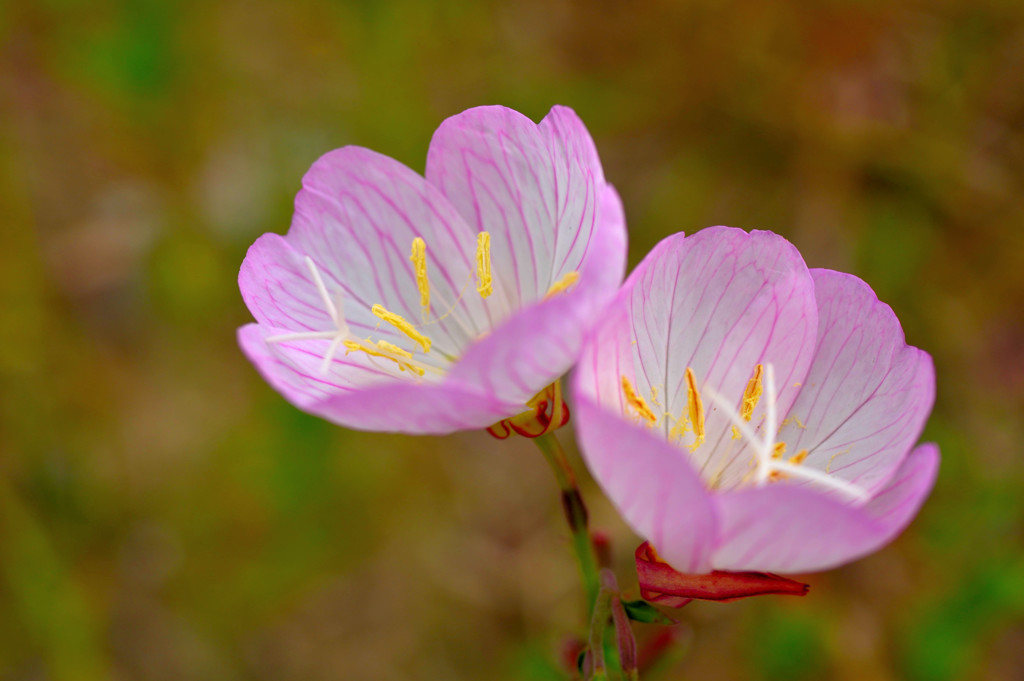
[573,227,938,576]
[238,105,626,434]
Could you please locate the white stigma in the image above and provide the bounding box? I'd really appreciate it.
[705,362,870,503]
[265,256,352,375]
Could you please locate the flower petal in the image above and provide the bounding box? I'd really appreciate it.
[621,228,819,488]
[861,442,940,533]
[573,395,718,573]
[425,105,607,308]
[780,269,936,494]
[284,145,492,353]
[711,443,939,573]
[239,232,341,334]
[239,323,516,433]
[448,185,626,407]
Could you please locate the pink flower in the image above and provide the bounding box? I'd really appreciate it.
[238,106,626,434]
[572,227,938,575]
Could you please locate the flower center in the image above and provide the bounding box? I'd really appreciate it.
[264,232,579,379]
[621,363,869,502]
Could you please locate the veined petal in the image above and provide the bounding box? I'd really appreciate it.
[780,270,936,495]
[239,323,516,434]
[538,106,607,285]
[861,443,940,536]
[711,443,939,573]
[572,253,636,414]
[286,145,492,352]
[623,228,819,488]
[574,396,718,573]
[425,105,607,309]
[449,185,626,406]
[239,232,348,334]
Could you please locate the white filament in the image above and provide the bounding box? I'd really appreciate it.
[264,256,352,375]
[704,363,870,503]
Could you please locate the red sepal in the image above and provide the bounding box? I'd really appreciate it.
[486,381,570,439]
[635,541,809,607]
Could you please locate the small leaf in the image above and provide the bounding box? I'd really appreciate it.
[623,600,677,625]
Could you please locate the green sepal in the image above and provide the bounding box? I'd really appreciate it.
[623,599,677,625]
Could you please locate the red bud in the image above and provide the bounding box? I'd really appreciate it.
[635,542,809,607]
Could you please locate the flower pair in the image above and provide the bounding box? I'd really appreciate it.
[238,105,938,581]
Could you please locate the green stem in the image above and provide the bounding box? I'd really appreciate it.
[587,585,613,680]
[534,432,602,609]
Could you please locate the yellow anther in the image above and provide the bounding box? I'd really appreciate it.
[669,414,689,443]
[374,340,413,359]
[371,304,431,353]
[545,271,579,298]
[343,339,425,376]
[731,425,741,440]
[685,367,705,452]
[621,376,657,425]
[771,442,787,460]
[475,232,493,298]
[740,363,764,422]
[789,449,808,465]
[410,237,430,317]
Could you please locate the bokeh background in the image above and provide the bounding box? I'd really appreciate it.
[3,0,1024,679]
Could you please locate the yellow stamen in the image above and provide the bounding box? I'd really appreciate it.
[685,367,705,452]
[374,340,413,359]
[668,413,689,443]
[545,271,579,298]
[731,425,741,440]
[475,232,493,298]
[371,304,431,353]
[410,237,430,318]
[343,339,425,376]
[826,450,843,473]
[621,376,657,425]
[772,442,787,460]
[740,363,764,422]
[789,449,808,465]
[707,468,725,489]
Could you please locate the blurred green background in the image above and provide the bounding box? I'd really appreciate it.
[2,0,1023,679]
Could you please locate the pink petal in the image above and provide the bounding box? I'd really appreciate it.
[621,228,819,487]
[861,443,940,532]
[239,323,516,434]
[281,145,491,352]
[573,395,718,573]
[425,105,608,307]
[448,185,626,407]
[711,443,939,573]
[572,253,636,414]
[239,232,341,334]
[780,270,936,494]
